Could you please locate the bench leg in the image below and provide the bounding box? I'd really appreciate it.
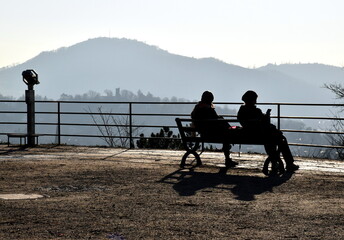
[262,156,285,176]
[180,151,202,168]
[7,135,29,147]
[180,142,202,168]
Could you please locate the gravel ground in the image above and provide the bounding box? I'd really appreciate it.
[0,145,343,239]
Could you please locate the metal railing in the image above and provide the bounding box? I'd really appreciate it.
[0,100,343,152]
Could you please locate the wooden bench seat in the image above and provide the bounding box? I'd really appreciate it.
[7,133,42,146]
[175,118,282,171]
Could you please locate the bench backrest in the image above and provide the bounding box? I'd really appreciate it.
[175,118,278,145]
[175,117,240,139]
[175,118,198,139]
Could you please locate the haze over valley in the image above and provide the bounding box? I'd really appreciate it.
[1,38,342,105]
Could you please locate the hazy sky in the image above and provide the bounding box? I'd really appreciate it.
[1,0,343,68]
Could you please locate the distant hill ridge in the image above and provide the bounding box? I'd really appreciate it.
[0,37,342,103]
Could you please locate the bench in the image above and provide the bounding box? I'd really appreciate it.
[175,118,284,174]
[7,133,41,146]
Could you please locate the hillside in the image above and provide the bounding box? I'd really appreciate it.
[258,63,343,87]
[0,37,342,103]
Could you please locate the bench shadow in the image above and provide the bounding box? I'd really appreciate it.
[0,144,61,155]
[159,167,293,201]
[0,146,29,155]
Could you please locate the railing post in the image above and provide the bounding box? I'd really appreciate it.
[25,88,36,147]
[277,104,281,130]
[57,101,61,145]
[129,102,134,148]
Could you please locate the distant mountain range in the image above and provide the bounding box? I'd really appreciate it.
[0,37,343,103]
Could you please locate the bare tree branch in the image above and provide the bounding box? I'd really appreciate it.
[324,83,344,159]
[87,106,141,148]
[324,83,344,99]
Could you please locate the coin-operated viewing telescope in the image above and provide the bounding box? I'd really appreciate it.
[22,69,40,89]
[22,69,39,147]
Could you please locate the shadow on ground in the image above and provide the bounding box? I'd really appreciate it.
[160,167,293,201]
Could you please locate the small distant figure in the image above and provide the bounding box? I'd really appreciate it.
[191,91,238,167]
[237,90,299,174]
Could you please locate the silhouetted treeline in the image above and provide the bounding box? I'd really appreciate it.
[58,88,189,102]
[1,88,190,102]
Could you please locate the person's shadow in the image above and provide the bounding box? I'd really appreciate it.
[159,167,293,201]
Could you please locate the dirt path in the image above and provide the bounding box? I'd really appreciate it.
[0,145,343,239]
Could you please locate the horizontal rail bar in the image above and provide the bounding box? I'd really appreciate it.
[3,132,343,149]
[279,116,344,121]
[1,99,344,106]
[0,110,342,121]
[289,143,344,149]
[0,111,27,114]
[0,122,26,125]
[282,129,344,135]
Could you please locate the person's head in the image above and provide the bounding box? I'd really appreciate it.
[201,91,214,104]
[242,90,258,105]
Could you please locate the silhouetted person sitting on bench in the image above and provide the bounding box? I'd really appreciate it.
[191,91,238,167]
[237,90,299,174]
